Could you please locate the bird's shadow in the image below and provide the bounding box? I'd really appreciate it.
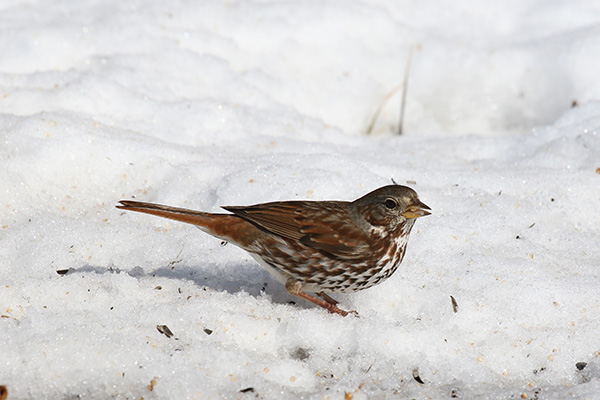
[65,262,302,309]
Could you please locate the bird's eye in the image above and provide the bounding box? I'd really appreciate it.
[385,199,397,209]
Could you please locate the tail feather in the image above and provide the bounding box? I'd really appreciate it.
[116,200,256,245]
[117,200,219,227]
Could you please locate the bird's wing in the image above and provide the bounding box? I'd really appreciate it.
[223,201,369,258]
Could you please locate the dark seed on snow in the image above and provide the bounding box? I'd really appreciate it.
[576,362,587,371]
[157,324,174,338]
[412,368,424,384]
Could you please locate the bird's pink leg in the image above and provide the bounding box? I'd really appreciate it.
[285,279,357,317]
[317,292,339,305]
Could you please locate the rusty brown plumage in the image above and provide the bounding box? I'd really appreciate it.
[117,185,430,316]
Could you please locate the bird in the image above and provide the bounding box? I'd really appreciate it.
[117,185,430,316]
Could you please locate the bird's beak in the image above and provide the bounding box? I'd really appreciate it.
[403,200,431,219]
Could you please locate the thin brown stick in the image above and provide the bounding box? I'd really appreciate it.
[366,83,403,135]
[397,47,414,135]
[366,47,415,135]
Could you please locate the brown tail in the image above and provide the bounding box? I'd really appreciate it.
[117,200,257,245]
[116,200,221,226]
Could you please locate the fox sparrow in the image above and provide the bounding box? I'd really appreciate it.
[117,185,430,316]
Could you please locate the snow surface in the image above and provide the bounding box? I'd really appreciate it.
[1,0,600,398]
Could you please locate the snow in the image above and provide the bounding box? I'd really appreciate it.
[1,0,600,398]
